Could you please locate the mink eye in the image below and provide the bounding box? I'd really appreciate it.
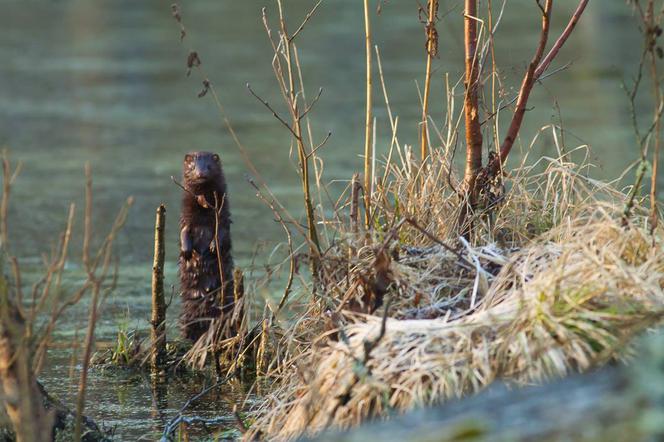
[213,154,220,163]
[184,154,193,162]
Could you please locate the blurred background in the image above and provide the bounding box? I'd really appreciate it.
[0,0,651,437]
[0,0,647,266]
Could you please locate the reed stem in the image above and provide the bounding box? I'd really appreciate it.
[363,0,373,228]
[420,0,438,162]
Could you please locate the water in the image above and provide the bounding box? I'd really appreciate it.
[0,0,655,439]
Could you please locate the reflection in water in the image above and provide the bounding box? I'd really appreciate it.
[0,0,655,438]
[46,347,249,440]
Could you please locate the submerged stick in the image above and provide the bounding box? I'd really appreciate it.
[151,204,167,375]
[159,377,231,441]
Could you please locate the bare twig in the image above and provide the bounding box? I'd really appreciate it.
[496,0,552,169]
[363,0,373,228]
[73,282,101,442]
[305,131,332,159]
[170,175,195,197]
[264,2,322,267]
[350,173,361,237]
[213,192,226,305]
[81,163,92,274]
[289,0,323,42]
[246,177,295,314]
[74,172,133,441]
[246,83,301,142]
[404,217,474,269]
[534,0,590,79]
[299,87,323,120]
[420,0,439,161]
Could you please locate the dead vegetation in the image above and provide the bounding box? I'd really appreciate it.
[245,143,664,440]
[0,152,130,441]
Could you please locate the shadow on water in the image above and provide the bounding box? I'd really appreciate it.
[0,0,656,438]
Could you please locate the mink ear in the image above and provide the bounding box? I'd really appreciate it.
[184,153,193,162]
[213,154,220,163]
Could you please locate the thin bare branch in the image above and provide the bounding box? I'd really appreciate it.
[363,0,373,229]
[247,83,302,141]
[289,0,323,42]
[484,0,554,179]
[535,0,590,79]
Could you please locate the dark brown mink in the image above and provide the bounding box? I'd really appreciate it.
[178,151,234,341]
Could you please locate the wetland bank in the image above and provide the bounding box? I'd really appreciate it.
[1,0,663,440]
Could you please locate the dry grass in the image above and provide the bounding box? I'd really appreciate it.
[244,147,664,440]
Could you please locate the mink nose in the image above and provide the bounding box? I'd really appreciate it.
[194,163,211,178]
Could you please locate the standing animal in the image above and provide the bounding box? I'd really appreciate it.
[178,151,234,341]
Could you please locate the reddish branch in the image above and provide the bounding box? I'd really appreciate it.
[496,0,553,168]
[483,0,590,179]
[535,0,590,79]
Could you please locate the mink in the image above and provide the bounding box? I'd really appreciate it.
[178,151,234,341]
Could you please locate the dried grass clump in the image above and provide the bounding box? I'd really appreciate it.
[252,214,664,440]
[246,153,664,441]
[313,147,628,318]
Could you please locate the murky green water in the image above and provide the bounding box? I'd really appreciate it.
[0,0,655,439]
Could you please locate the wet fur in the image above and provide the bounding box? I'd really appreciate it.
[178,151,234,341]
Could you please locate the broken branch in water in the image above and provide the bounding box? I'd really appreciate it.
[150,204,167,376]
[160,377,232,441]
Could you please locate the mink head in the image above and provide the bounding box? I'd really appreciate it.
[183,151,223,192]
